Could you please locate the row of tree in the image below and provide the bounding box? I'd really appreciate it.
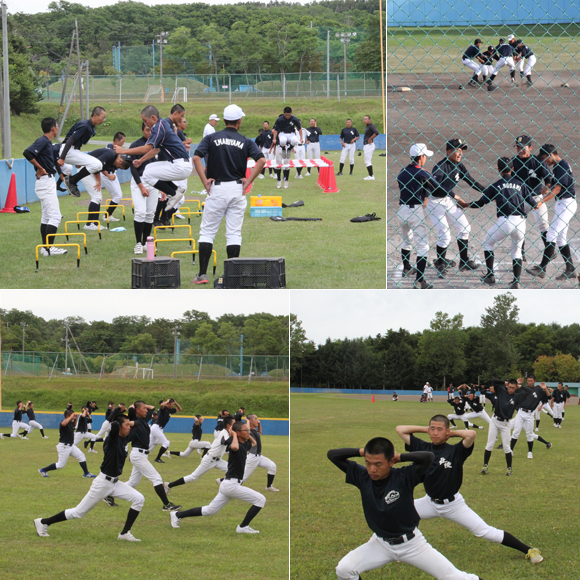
[291,294,580,389]
[1,309,288,356]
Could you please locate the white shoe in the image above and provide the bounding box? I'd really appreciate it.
[304,172,311,177]
[535,427,539,432]
[295,174,303,179]
[83,224,99,231]
[276,181,282,189]
[265,486,280,491]
[258,174,265,179]
[42,436,49,439]
[363,175,376,181]
[170,511,180,528]
[236,525,259,534]
[216,478,222,486]
[166,190,185,210]
[102,215,120,222]
[165,451,172,458]
[134,243,143,255]
[270,173,276,179]
[283,181,289,189]
[118,532,141,542]
[527,452,533,459]
[41,247,68,256]
[34,518,50,537]
[20,436,29,440]
[164,482,171,496]
[88,448,98,453]
[174,213,186,220]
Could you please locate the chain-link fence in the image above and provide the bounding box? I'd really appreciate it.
[1,352,288,381]
[387,2,580,289]
[40,72,384,104]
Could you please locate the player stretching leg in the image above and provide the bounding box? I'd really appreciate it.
[169,415,211,457]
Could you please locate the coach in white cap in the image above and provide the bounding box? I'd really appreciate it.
[396,143,438,289]
[203,114,220,138]
[191,104,266,285]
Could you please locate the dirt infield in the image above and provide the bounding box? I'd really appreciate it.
[387,70,580,289]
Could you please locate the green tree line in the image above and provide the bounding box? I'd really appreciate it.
[291,294,580,389]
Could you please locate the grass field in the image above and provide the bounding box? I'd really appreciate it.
[0,429,288,580]
[290,394,580,580]
[0,148,385,289]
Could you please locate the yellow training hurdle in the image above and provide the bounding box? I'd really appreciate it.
[154,225,193,240]
[154,238,196,255]
[65,221,103,240]
[106,198,134,213]
[77,211,110,228]
[100,204,126,220]
[47,232,88,255]
[170,250,217,275]
[183,199,202,212]
[35,244,81,272]
[172,207,203,224]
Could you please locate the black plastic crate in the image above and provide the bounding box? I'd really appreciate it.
[132,257,181,289]
[223,258,286,289]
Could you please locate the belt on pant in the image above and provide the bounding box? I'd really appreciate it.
[136,448,149,454]
[381,531,415,545]
[104,474,119,483]
[400,202,420,208]
[225,477,242,483]
[61,443,72,447]
[431,496,455,505]
[213,179,243,186]
[210,456,220,461]
[520,409,534,414]
[493,415,509,422]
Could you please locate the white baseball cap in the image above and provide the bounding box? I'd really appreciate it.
[223,104,245,121]
[409,143,433,157]
[507,34,515,41]
[209,114,220,121]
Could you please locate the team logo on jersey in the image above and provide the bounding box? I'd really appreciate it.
[384,491,400,505]
[509,398,515,405]
[532,392,538,398]
[529,170,537,177]
[455,173,460,181]
[438,457,452,469]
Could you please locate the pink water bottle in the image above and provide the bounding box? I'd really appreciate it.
[146,236,155,260]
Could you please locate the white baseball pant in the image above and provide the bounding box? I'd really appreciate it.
[427,196,471,247]
[307,143,321,160]
[261,147,274,162]
[95,420,112,440]
[539,404,553,417]
[101,174,123,204]
[479,393,486,406]
[28,420,44,432]
[141,158,192,193]
[552,402,564,420]
[178,439,211,458]
[485,416,513,453]
[201,478,266,516]
[447,414,469,425]
[294,144,306,160]
[8,420,30,437]
[58,145,103,174]
[243,454,277,482]
[278,132,298,149]
[518,55,537,75]
[275,144,292,166]
[335,529,479,580]
[198,181,246,246]
[183,455,228,483]
[511,408,535,442]
[79,174,103,205]
[65,472,144,521]
[149,424,170,451]
[36,175,62,228]
[461,410,491,425]
[55,442,86,469]
[174,178,188,210]
[415,493,504,543]
[523,194,549,233]
[480,64,494,77]
[126,448,163,487]
[492,56,516,75]
[398,205,429,257]
[546,198,577,246]
[363,143,375,167]
[340,143,356,164]
[462,58,482,75]
[131,178,159,224]
[74,431,99,446]
[483,216,526,259]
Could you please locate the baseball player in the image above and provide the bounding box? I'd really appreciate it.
[447,396,482,430]
[462,39,486,87]
[514,40,536,85]
[459,157,538,288]
[234,407,246,422]
[165,416,234,493]
[305,118,322,176]
[203,113,219,138]
[511,135,552,260]
[1,401,32,439]
[58,106,107,196]
[242,414,279,491]
[526,144,577,281]
[101,132,126,222]
[21,402,49,438]
[362,115,379,181]
[393,392,399,401]
[423,382,430,400]
[535,399,553,431]
[396,417,544,565]
[38,409,96,478]
[34,414,145,542]
[396,143,439,289]
[88,403,126,452]
[338,119,360,176]
[270,106,302,188]
[256,121,274,178]
[428,139,485,274]
[486,35,517,91]
[172,116,192,220]
[551,383,566,427]
[74,407,104,447]
[169,415,211,457]
[327,437,482,580]
[481,378,532,476]
[510,376,552,457]
[191,104,266,285]
[170,421,267,534]
[427,383,434,401]
[293,124,306,179]
[150,398,181,462]
[460,390,491,425]
[214,409,231,438]
[23,118,69,257]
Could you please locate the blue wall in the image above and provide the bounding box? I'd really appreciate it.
[387,1,580,27]
[291,387,448,396]
[0,412,289,436]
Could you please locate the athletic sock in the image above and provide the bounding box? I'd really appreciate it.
[168,477,185,488]
[350,164,354,175]
[156,446,167,461]
[457,239,469,263]
[178,507,203,519]
[510,70,516,80]
[540,231,548,247]
[40,429,45,437]
[283,169,290,181]
[559,244,574,270]
[483,449,491,465]
[198,242,213,276]
[512,258,522,282]
[267,474,275,487]
[472,74,478,82]
[79,461,90,475]
[134,221,144,244]
[463,421,469,429]
[275,169,281,181]
[501,531,530,554]
[43,463,57,473]
[449,419,456,427]
[154,180,177,196]
[40,223,48,246]
[70,167,90,185]
[505,452,512,469]
[154,199,164,221]
[484,250,494,275]
[509,438,517,450]
[436,245,447,265]
[367,166,373,177]
[142,222,153,243]
[169,451,181,456]
[260,168,265,176]
[540,242,556,269]
[339,163,344,173]
[120,508,140,535]
[227,244,241,259]
[527,441,533,453]
[154,483,170,505]
[490,74,497,82]
[401,248,411,271]
[88,201,100,225]
[41,511,67,526]
[535,419,540,429]
[297,167,302,175]
[240,505,262,528]
[416,257,427,282]
[107,205,117,217]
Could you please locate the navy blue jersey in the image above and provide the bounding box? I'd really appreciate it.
[64,119,96,149]
[511,155,551,196]
[462,395,484,413]
[26,408,36,421]
[340,127,360,143]
[23,136,57,176]
[255,130,273,148]
[490,382,531,420]
[13,407,24,422]
[552,389,566,404]
[469,175,537,218]
[463,45,480,60]
[59,419,75,445]
[147,117,189,162]
[397,164,438,205]
[157,405,176,429]
[498,43,515,58]
[517,44,534,58]
[100,421,128,478]
[88,148,117,173]
[105,143,118,173]
[306,127,322,143]
[432,159,484,197]
[481,48,495,65]
[518,385,550,412]
[273,114,301,134]
[177,129,187,142]
[128,136,154,177]
[194,127,264,182]
[363,123,379,145]
[448,399,468,415]
[551,159,575,199]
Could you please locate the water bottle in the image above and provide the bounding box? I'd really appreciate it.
[256,193,263,206]
[146,236,155,260]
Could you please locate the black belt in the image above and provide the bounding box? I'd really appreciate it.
[381,531,415,545]
[61,443,72,447]
[400,202,420,208]
[225,477,242,483]
[136,448,149,454]
[210,456,220,461]
[104,475,119,483]
[494,416,509,422]
[213,179,243,186]
[432,496,455,505]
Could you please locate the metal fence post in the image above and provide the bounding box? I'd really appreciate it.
[229,75,231,104]
[283,74,286,103]
[337,74,340,102]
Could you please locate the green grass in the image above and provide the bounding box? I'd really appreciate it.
[0,430,288,580]
[290,394,579,579]
[1,376,289,417]
[0,152,385,289]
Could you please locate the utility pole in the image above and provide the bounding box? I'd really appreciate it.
[335,31,356,96]
[172,324,181,379]
[326,30,330,100]
[20,322,27,359]
[156,31,168,102]
[75,19,83,120]
[1,1,10,158]
[57,31,76,136]
[240,334,243,377]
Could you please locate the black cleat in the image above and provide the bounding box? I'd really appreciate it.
[555,268,576,280]
[526,265,546,279]
[154,458,165,464]
[459,259,481,271]
[162,502,182,512]
[487,83,497,92]
[413,279,434,289]
[508,281,521,289]
[481,273,496,285]
[402,267,417,277]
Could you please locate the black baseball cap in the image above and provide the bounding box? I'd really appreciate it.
[474,38,482,44]
[498,157,513,172]
[515,135,532,147]
[539,144,557,156]
[446,138,468,151]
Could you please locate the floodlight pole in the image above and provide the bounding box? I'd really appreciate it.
[20,322,27,359]
[1,1,10,158]
[156,31,168,102]
[172,325,181,379]
[75,19,83,120]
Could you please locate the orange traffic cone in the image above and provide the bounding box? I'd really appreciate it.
[245,164,254,193]
[372,394,375,403]
[0,173,17,213]
[319,157,340,193]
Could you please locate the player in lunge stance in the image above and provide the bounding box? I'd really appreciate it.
[22,401,49,438]
[150,398,182,463]
[327,437,482,580]
[169,415,211,457]
[1,401,31,439]
[396,417,543,566]
[242,414,279,491]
